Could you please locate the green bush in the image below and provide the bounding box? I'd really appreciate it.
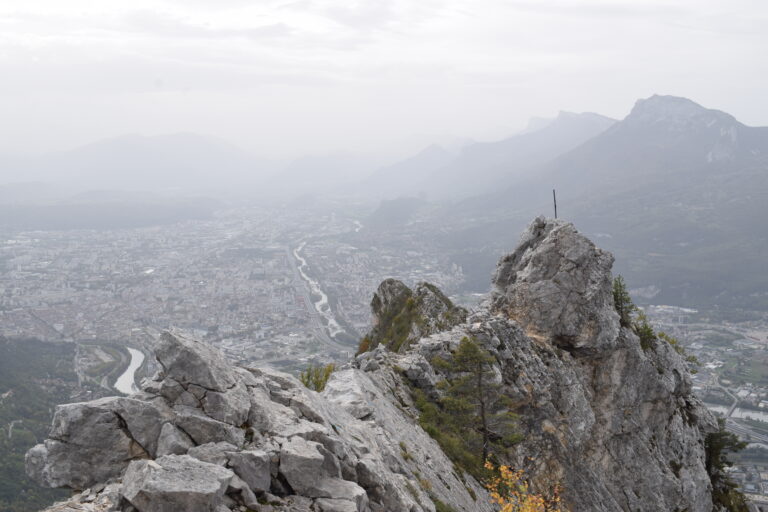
[298,363,336,392]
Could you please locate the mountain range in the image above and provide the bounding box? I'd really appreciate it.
[1,94,765,310]
[417,95,768,310]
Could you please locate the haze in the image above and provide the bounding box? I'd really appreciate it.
[1,0,767,161]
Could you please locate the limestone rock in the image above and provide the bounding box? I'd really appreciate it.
[492,216,620,351]
[154,331,237,392]
[364,279,467,353]
[226,449,271,493]
[121,454,233,512]
[172,405,245,447]
[279,436,340,494]
[187,442,237,466]
[155,423,193,456]
[26,397,165,489]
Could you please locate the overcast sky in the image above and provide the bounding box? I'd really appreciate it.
[1,0,766,159]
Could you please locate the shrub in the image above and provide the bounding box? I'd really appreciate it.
[633,312,657,351]
[298,363,336,392]
[484,461,563,512]
[356,336,371,356]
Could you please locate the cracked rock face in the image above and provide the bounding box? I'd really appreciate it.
[492,216,620,351]
[28,329,490,512]
[28,217,718,512]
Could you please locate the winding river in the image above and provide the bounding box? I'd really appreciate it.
[293,242,344,338]
[114,347,145,395]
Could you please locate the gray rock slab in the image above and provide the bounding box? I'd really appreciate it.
[121,454,233,512]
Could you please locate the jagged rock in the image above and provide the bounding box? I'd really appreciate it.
[310,480,368,511]
[492,216,620,351]
[226,449,271,493]
[364,279,467,353]
[279,436,340,493]
[155,331,237,392]
[188,442,238,465]
[172,405,245,447]
[155,422,193,456]
[121,454,233,512]
[314,498,359,512]
[226,474,261,508]
[201,380,251,426]
[25,397,165,489]
[321,370,374,420]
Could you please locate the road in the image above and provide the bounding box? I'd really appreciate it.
[726,419,768,444]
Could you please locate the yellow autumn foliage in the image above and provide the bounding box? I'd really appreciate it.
[485,461,563,512]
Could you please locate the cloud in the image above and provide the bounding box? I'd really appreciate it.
[121,10,294,41]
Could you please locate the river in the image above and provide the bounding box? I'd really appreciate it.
[293,242,344,338]
[114,347,145,395]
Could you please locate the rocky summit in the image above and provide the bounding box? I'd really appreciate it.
[27,217,722,511]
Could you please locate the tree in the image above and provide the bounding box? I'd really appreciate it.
[433,337,521,465]
[705,418,749,512]
[612,275,636,328]
[632,311,657,351]
[299,363,336,392]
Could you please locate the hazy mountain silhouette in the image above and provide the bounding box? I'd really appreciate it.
[0,133,273,194]
[446,95,768,309]
[363,145,456,199]
[367,111,615,199]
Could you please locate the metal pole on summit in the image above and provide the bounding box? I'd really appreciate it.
[553,189,558,219]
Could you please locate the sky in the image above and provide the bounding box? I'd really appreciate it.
[0,0,766,160]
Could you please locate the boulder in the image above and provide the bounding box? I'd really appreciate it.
[155,423,193,456]
[201,380,251,426]
[279,436,340,494]
[187,442,237,466]
[172,405,245,447]
[314,497,362,512]
[25,397,164,489]
[154,331,237,392]
[121,454,233,512]
[226,449,271,493]
[322,370,374,420]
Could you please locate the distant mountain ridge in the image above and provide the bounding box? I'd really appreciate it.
[0,132,275,195]
[365,110,616,200]
[437,94,768,310]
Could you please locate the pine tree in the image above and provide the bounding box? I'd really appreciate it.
[705,418,750,512]
[434,337,520,464]
[612,275,636,328]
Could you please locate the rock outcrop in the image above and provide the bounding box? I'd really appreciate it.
[28,216,719,512]
[28,330,490,512]
[363,279,467,353]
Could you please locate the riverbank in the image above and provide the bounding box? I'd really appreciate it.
[113,347,145,395]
